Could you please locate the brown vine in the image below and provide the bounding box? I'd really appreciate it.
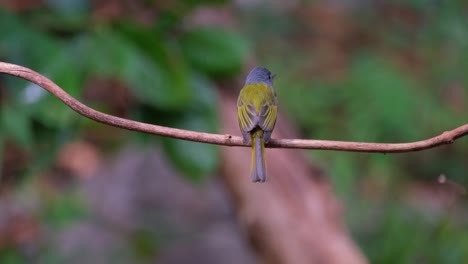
[1,61,467,153]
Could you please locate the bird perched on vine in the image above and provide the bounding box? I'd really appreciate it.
[237,66,278,182]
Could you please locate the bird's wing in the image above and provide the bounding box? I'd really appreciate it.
[258,103,277,142]
[237,99,260,144]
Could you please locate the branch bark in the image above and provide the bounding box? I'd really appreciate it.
[1,61,467,153]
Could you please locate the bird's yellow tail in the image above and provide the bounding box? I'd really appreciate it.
[251,130,266,182]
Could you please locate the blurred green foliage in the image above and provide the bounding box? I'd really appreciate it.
[0,0,249,182]
[1,0,468,263]
[241,1,468,263]
[0,2,248,261]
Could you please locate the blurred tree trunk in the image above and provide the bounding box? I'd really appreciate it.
[219,89,368,264]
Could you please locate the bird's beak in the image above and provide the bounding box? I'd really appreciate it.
[271,73,277,79]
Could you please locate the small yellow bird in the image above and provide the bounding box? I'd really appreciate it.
[237,67,278,182]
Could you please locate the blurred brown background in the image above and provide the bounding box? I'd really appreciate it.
[1,0,468,263]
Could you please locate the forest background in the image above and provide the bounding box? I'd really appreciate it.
[1,0,468,263]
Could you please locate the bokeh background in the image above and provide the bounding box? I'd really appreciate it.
[1,0,468,263]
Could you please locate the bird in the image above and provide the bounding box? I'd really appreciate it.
[237,66,278,182]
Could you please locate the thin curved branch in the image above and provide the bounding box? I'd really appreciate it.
[1,61,467,153]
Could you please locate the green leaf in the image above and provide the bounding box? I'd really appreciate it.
[1,104,33,149]
[117,22,192,109]
[0,9,80,128]
[24,0,91,33]
[0,10,62,69]
[163,81,219,182]
[181,27,249,77]
[81,29,191,110]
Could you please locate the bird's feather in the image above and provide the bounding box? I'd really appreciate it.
[237,83,277,143]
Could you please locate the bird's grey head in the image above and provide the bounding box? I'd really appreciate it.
[244,66,275,87]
